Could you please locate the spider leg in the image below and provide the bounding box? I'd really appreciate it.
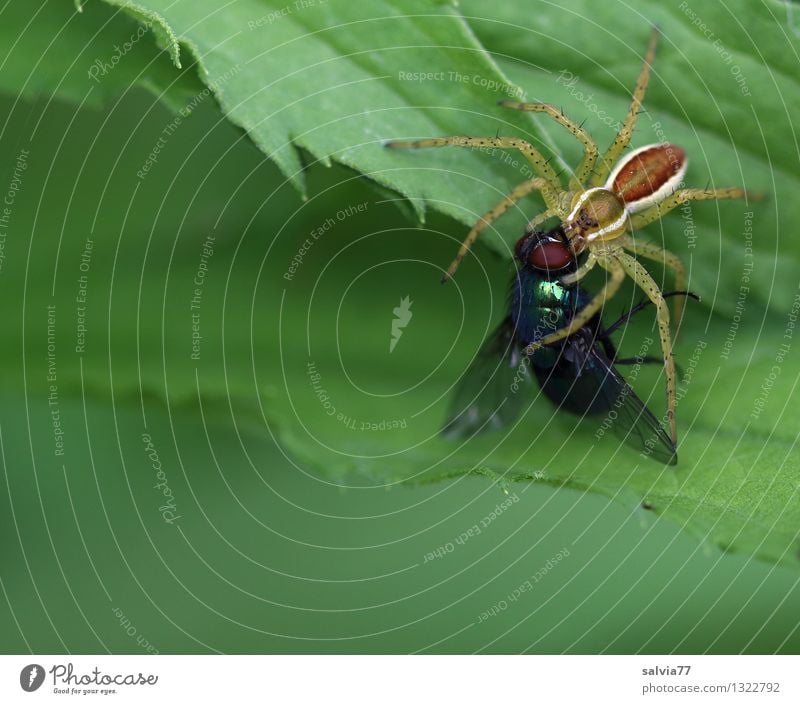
[443,178,559,281]
[499,101,598,189]
[385,135,561,190]
[617,233,686,328]
[615,250,678,445]
[525,207,559,234]
[523,255,624,353]
[559,250,597,286]
[628,187,755,229]
[591,27,659,186]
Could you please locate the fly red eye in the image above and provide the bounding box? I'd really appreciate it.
[529,240,573,271]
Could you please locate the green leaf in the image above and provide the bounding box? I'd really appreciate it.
[90,0,182,68]
[2,5,800,654]
[92,0,561,219]
[458,0,797,317]
[89,0,796,316]
[1,0,798,572]
[0,0,196,109]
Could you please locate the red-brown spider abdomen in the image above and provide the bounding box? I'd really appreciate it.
[608,143,687,212]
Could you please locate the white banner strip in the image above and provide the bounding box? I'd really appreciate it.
[0,655,797,702]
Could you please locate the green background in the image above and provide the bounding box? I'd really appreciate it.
[0,0,798,653]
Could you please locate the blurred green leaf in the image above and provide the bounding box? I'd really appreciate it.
[6,87,797,568]
[2,3,800,655]
[0,0,798,577]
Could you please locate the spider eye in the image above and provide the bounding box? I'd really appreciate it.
[528,240,573,271]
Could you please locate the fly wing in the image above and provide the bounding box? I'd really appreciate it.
[581,347,677,465]
[441,318,534,439]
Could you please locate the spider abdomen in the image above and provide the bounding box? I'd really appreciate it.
[607,143,688,213]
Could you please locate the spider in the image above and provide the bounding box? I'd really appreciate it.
[386,27,758,447]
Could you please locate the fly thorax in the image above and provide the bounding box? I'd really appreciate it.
[566,188,628,244]
[533,281,572,336]
[534,279,571,308]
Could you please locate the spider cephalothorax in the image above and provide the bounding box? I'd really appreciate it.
[386,28,759,447]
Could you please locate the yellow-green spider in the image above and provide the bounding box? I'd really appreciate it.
[386,27,759,447]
